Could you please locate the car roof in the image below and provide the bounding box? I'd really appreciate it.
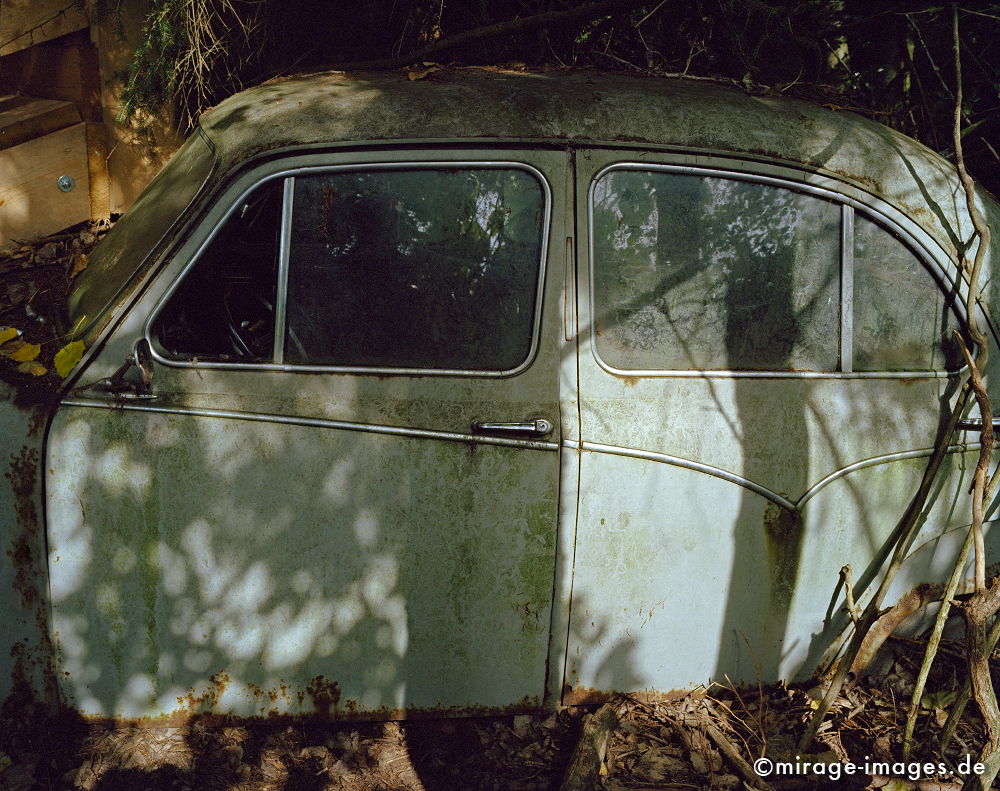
[197,68,996,269]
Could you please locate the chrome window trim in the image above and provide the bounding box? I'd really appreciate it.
[587,161,969,379]
[146,160,553,378]
[840,204,854,373]
[272,176,295,364]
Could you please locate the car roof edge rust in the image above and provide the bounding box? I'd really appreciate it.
[196,68,992,264]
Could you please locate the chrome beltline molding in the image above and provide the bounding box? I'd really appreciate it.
[564,439,980,512]
[796,443,979,507]
[61,397,979,507]
[569,439,797,511]
[61,398,561,452]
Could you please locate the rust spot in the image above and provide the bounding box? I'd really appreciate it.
[620,375,640,387]
[762,502,804,615]
[562,683,611,706]
[6,447,40,609]
[79,691,544,728]
[305,675,341,715]
[562,683,694,707]
[177,671,232,712]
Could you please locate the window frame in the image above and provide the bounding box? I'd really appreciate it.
[146,159,553,377]
[587,161,970,379]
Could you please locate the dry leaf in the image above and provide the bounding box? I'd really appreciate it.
[2,340,41,362]
[68,253,89,279]
[54,340,85,377]
[16,361,46,377]
[407,64,441,80]
[0,327,19,345]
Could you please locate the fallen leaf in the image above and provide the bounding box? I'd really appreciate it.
[68,253,89,279]
[2,340,41,362]
[0,327,19,345]
[16,361,46,377]
[921,689,958,711]
[407,64,441,80]
[54,340,85,377]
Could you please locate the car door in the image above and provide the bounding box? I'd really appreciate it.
[46,148,570,718]
[563,148,985,702]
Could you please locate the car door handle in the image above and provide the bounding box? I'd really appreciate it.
[956,418,1000,431]
[471,419,554,437]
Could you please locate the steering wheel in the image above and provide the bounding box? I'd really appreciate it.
[223,288,275,358]
[222,287,308,361]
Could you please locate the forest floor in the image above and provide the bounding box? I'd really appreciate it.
[0,635,992,791]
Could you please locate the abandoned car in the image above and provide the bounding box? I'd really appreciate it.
[2,69,999,719]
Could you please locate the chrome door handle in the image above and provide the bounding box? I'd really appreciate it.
[471,418,554,437]
[956,418,1000,431]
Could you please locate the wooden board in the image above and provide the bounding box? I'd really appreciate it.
[85,121,110,221]
[0,123,90,247]
[0,29,100,114]
[0,96,81,150]
[0,0,88,57]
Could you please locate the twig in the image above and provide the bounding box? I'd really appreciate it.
[902,527,974,760]
[595,48,650,73]
[840,565,860,626]
[634,0,669,27]
[851,580,964,677]
[798,383,971,751]
[956,337,991,593]
[940,613,1000,751]
[950,7,1000,788]
[984,139,1000,165]
[695,714,773,791]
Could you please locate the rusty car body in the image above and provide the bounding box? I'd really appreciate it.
[2,69,998,719]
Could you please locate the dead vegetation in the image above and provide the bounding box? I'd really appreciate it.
[0,219,112,386]
[0,638,996,791]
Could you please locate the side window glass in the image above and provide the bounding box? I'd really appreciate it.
[284,168,545,371]
[154,179,283,361]
[853,215,963,371]
[592,170,841,371]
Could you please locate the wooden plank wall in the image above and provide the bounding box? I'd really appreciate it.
[0,0,88,57]
[0,123,91,247]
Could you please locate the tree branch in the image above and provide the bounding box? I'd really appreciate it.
[334,0,649,70]
[951,6,999,788]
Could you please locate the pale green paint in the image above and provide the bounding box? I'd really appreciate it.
[25,72,1000,717]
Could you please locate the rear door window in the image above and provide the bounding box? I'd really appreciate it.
[852,214,963,371]
[590,165,965,374]
[592,170,841,371]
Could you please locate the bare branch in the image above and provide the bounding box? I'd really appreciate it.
[903,528,974,760]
